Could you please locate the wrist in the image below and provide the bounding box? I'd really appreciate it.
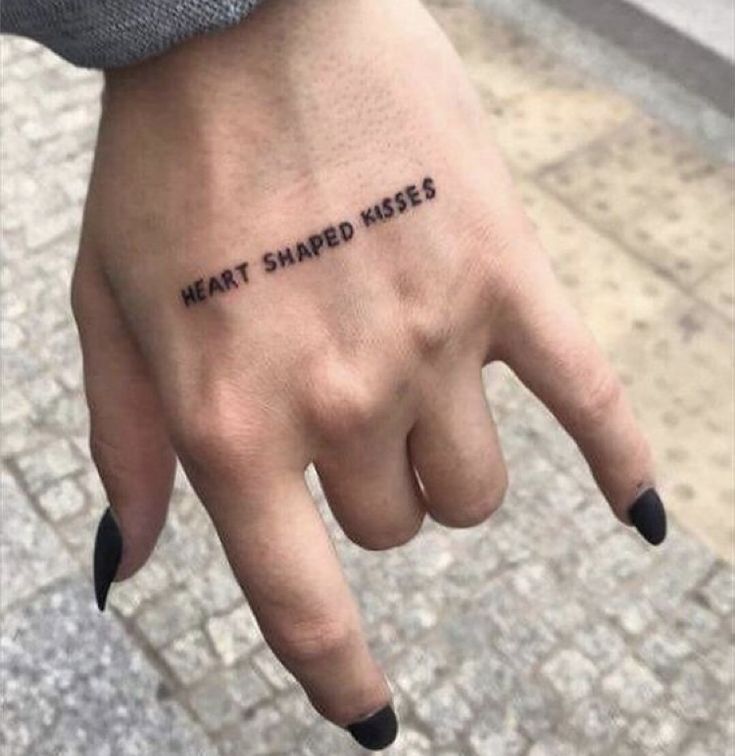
[103,0,395,117]
[97,0,460,183]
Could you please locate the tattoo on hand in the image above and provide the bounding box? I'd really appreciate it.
[180,176,437,307]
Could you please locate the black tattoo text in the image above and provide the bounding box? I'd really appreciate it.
[180,176,437,307]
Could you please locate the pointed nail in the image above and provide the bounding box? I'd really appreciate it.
[347,705,398,750]
[94,508,123,611]
[629,488,667,545]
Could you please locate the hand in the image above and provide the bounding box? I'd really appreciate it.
[71,0,666,748]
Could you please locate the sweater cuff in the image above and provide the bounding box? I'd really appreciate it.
[1,0,263,69]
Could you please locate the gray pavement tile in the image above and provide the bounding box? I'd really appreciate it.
[0,468,76,608]
[161,628,220,686]
[701,642,735,689]
[387,726,434,755]
[601,594,659,637]
[541,649,599,702]
[301,717,366,756]
[413,681,474,747]
[570,620,627,672]
[628,705,689,753]
[468,719,527,756]
[0,578,215,756]
[682,728,734,756]
[512,683,565,741]
[187,664,272,733]
[0,421,58,458]
[135,590,208,649]
[206,602,263,666]
[568,697,627,750]
[698,565,735,616]
[14,438,83,496]
[637,627,694,684]
[38,476,87,522]
[527,738,579,756]
[251,646,297,693]
[670,660,721,724]
[217,706,302,755]
[601,656,665,714]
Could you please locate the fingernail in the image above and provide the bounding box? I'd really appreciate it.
[94,508,123,611]
[347,705,398,750]
[629,488,667,545]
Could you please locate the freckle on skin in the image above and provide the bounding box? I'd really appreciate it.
[395,379,410,400]
[393,269,419,302]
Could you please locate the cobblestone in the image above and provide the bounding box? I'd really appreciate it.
[251,646,297,692]
[568,697,626,750]
[511,685,564,741]
[637,628,694,684]
[136,591,207,649]
[541,650,599,703]
[15,438,83,495]
[37,476,86,521]
[628,706,689,753]
[698,566,735,616]
[2,4,733,755]
[0,579,214,756]
[188,666,272,732]
[527,737,578,756]
[670,661,719,724]
[601,657,665,715]
[571,621,627,672]
[414,682,474,746]
[0,469,76,607]
[161,628,220,686]
[468,720,527,756]
[206,603,262,665]
[218,707,300,756]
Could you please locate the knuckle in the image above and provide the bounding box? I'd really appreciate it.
[308,360,384,439]
[171,381,257,473]
[271,615,356,667]
[408,309,452,358]
[393,271,452,358]
[174,416,229,467]
[577,369,623,429]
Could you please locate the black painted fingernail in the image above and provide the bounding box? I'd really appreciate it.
[347,705,398,750]
[629,488,667,546]
[94,508,123,611]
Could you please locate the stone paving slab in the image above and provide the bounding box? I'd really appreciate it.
[1,1,734,754]
[1,578,215,756]
[538,117,734,288]
[1,468,76,608]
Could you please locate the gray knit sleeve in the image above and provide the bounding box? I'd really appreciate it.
[0,0,263,69]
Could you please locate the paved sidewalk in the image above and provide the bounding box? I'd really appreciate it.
[2,1,733,754]
[622,0,734,61]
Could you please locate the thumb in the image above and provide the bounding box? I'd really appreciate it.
[72,246,176,611]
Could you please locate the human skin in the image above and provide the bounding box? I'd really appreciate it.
[70,0,665,748]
